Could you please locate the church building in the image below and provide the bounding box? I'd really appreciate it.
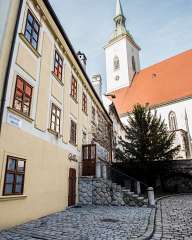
[105,0,192,159]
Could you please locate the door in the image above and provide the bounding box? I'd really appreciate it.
[68,168,76,206]
[82,144,96,176]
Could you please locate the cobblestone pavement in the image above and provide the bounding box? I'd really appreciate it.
[151,195,192,240]
[0,206,152,240]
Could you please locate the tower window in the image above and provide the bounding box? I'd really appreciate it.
[132,56,136,72]
[113,56,120,71]
[115,75,120,81]
[169,111,177,131]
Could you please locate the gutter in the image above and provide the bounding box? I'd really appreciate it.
[0,0,24,132]
[43,0,112,124]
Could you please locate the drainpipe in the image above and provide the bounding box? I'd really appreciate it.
[0,0,24,133]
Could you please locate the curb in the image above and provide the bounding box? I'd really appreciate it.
[145,193,192,240]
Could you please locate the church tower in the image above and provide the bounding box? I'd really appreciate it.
[105,0,141,93]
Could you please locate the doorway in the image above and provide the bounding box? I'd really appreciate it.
[68,168,76,206]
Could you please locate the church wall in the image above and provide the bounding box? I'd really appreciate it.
[121,98,192,159]
[121,98,192,136]
[155,99,192,137]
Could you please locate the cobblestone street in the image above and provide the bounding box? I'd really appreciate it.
[1,195,192,239]
[151,195,192,240]
[0,206,151,240]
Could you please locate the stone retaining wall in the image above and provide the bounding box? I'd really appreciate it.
[79,177,125,206]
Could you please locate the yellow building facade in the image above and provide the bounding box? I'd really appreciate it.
[0,0,112,229]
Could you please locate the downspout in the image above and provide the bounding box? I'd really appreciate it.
[0,0,24,133]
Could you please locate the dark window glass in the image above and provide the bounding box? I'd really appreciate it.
[13,76,33,117]
[3,156,26,196]
[132,56,136,72]
[70,120,77,145]
[24,10,40,50]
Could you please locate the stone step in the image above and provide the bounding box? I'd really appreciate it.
[127,191,135,195]
[137,196,144,201]
[112,183,117,188]
[116,185,122,192]
[132,194,139,198]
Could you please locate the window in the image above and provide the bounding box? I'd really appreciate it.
[53,50,63,81]
[24,10,40,50]
[92,106,96,122]
[82,92,87,113]
[114,56,120,71]
[132,56,136,72]
[82,131,87,145]
[71,76,78,101]
[169,111,177,131]
[13,76,33,116]
[50,103,61,133]
[3,156,26,196]
[70,120,77,145]
[115,75,120,81]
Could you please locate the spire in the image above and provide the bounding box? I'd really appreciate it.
[106,0,141,51]
[110,0,130,41]
[116,0,124,17]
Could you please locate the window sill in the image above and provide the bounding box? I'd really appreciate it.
[48,128,62,138]
[0,195,27,201]
[19,33,41,58]
[70,95,78,104]
[7,107,34,123]
[51,71,64,86]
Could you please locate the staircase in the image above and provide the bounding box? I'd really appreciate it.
[79,177,148,207]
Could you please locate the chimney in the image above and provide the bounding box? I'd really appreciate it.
[92,74,102,98]
[77,51,87,70]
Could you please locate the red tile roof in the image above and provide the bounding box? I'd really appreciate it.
[109,50,192,115]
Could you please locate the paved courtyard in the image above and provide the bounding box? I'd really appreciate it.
[1,195,192,239]
[0,206,151,240]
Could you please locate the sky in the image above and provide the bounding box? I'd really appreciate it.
[49,0,192,91]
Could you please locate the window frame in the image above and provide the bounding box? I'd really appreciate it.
[132,56,136,72]
[24,10,40,50]
[70,76,78,101]
[169,111,177,131]
[50,103,61,134]
[13,75,33,117]
[3,156,26,196]
[113,56,120,71]
[70,119,77,145]
[53,50,63,81]
[82,92,87,114]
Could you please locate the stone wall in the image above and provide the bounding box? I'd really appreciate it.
[79,177,125,206]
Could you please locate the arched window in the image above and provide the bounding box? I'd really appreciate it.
[132,56,136,72]
[168,111,177,131]
[114,56,120,71]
